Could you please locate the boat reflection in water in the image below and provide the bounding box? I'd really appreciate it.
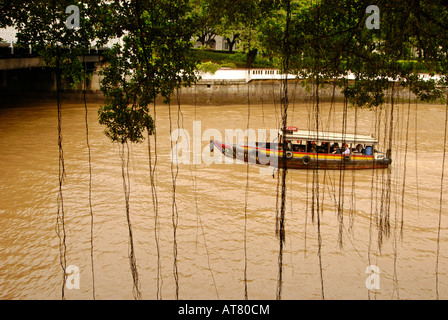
[211,126,392,170]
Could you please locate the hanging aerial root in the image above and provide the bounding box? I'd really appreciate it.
[119,142,141,300]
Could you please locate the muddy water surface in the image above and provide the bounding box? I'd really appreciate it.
[0,100,447,300]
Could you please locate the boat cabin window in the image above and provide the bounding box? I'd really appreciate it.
[283,140,305,152]
[353,144,364,153]
[318,142,330,153]
[283,137,375,156]
[292,144,305,152]
[305,141,329,153]
[279,129,378,156]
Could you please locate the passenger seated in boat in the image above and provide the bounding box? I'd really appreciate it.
[298,144,305,152]
[331,143,341,154]
[319,142,329,153]
[354,144,364,154]
[307,141,316,153]
[342,143,351,155]
[309,141,318,153]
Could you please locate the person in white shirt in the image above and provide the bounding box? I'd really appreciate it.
[342,143,351,155]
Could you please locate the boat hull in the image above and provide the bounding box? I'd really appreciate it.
[212,140,391,170]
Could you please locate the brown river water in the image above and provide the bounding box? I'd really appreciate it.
[1,99,447,300]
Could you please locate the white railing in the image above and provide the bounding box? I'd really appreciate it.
[198,68,298,83]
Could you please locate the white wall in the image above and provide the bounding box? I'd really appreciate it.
[198,68,298,83]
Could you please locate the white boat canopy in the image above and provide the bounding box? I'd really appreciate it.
[280,129,378,145]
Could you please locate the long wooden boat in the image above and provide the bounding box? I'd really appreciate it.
[210,127,392,170]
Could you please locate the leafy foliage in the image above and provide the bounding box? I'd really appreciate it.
[197,61,221,74]
[11,1,101,86]
[97,0,198,144]
[260,0,448,107]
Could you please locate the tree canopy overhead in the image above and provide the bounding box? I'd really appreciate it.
[97,0,198,144]
[259,0,448,107]
[2,0,448,110]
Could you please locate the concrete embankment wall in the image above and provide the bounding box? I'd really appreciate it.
[176,80,347,105]
[0,64,423,106]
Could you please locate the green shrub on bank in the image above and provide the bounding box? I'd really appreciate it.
[192,49,274,68]
[396,60,441,74]
[219,62,237,69]
[197,61,221,74]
